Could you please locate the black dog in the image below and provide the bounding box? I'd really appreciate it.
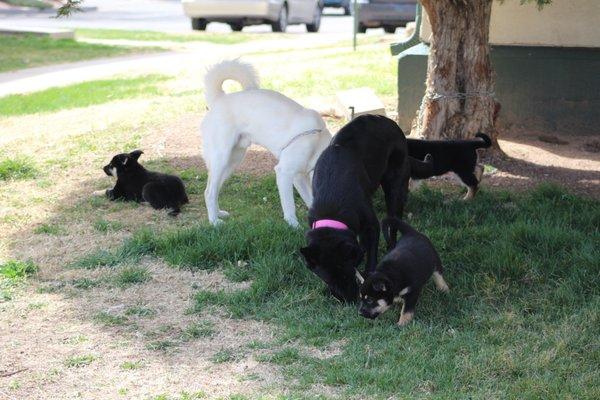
[407,133,491,200]
[300,114,432,302]
[97,150,188,216]
[358,218,448,326]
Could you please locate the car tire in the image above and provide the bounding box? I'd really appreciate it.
[271,4,288,32]
[230,23,243,32]
[191,18,207,31]
[306,6,322,32]
[358,23,367,33]
[384,26,396,34]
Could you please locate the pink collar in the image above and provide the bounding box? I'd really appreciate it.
[312,219,349,230]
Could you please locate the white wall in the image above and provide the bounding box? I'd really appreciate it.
[420,0,600,48]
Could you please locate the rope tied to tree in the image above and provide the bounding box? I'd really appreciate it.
[415,89,496,135]
[424,90,496,101]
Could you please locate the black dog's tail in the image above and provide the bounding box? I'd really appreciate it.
[381,216,416,250]
[473,133,492,149]
[409,153,434,179]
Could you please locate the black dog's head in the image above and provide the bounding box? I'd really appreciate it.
[300,228,364,303]
[359,271,397,319]
[103,150,144,177]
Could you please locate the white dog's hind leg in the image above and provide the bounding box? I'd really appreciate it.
[293,173,313,208]
[216,145,247,219]
[274,165,299,228]
[204,157,229,226]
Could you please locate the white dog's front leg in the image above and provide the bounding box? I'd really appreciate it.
[293,173,313,208]
[275,166,299,228]
[409,179,423,191]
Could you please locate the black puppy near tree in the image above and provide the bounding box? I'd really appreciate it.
[407,133,491,200]
[300,114,432,302]
[95,150,189,216]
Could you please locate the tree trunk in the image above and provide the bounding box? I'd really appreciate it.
[415,0,497,141]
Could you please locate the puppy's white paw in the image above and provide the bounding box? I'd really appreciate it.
[397,311,414,327]
[218,210,230,218]
[475,164,484,181]
[433,271,450,293]
[210,218,224,226]
[92,189,107,197]
[285,217,299,228]
[462,187,476,201]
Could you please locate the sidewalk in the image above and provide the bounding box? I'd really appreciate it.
[0,51,184,97]
[0,34,348,97]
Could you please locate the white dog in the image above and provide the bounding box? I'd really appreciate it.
[201,60,332,227]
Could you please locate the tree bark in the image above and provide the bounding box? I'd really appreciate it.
[415,0,497,141]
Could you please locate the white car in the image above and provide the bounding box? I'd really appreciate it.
[182,0,323,32]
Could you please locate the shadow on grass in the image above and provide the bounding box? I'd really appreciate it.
[5,149,600,398]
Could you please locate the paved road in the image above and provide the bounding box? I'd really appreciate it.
[0,0,386,35]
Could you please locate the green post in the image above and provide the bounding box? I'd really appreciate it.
[353,0,359,51]
[390,2,422,55]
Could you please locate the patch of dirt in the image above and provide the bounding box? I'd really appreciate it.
[140,112,278,177]
[486,129,600,198]
[1,258,281,400]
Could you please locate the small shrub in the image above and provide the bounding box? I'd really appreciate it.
[120,361,143,370]
[146,340,174,351]
[181,321,215,341]
[34,223,63,235]
[0,260,38,279]
[71,278,99,289]
[0,157,38,181]
[64,354,96,368]
[210,348,238,363]
[93,218,124,233]
[93,311,128,326]
[125,306,155,318]
[112,266,150,287]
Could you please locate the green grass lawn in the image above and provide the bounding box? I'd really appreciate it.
[76,28,264,45]
[74,171,600,399]
[0,34,155,73]
[261,46,397,98]
[0,74,170,116]
[3,0,51,8]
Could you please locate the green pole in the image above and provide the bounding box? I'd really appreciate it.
[353,0,359,51]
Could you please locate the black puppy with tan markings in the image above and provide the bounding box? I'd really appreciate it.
[300,115,433,303]
[358,218,449,326]
[94,150,189,216]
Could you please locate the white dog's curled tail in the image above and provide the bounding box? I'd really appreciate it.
[204,59,260,107]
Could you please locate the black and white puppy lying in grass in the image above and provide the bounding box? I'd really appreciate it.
[300,114,433,303]
[358,217,449,327]
[94,150,189,216]
[407,133,491,200]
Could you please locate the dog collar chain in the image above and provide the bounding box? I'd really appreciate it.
[312,219,349,230]
[280,128,322,153]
